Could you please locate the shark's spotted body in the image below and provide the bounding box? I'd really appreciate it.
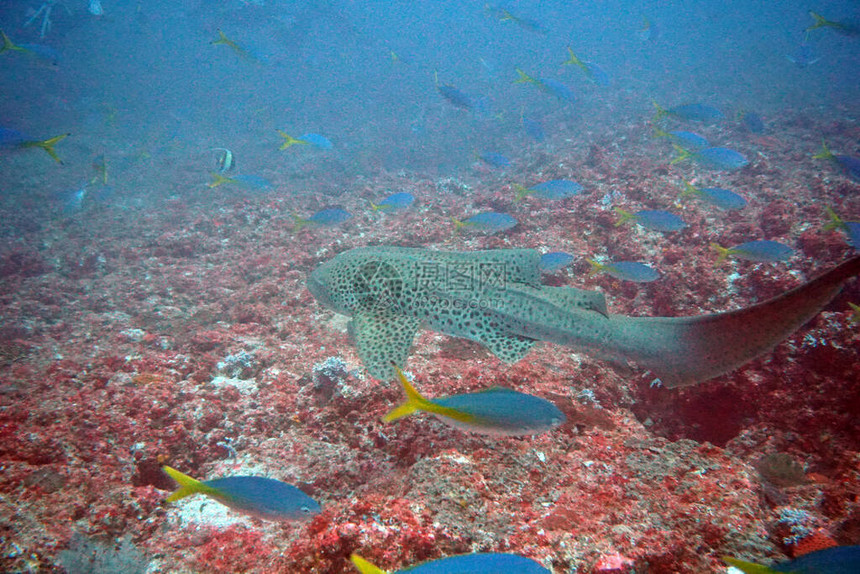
[308,247,860,387]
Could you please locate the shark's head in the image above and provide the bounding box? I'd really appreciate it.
[307,259,343,313]
[307,248,408,317]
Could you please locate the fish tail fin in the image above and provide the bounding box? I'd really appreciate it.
[848,302,860,324]
[513,183,531,202]
[292,214,311,231]
[208,172,232,188]
[670,143,691,165]
[710,243,732,265]
[0,29,24,53]
[162,466,208,502]
[823,206,846,232]
[369,200,380,212]
[680,180,699,198]
[562,46,584,69]
[383,365,433,422]
[722,556,777,574]
[350,554,389,574]
[211,29,235,47]
[586,258,605,277]
[613,207,634,227]
[451,217,465,234]
[23,133,69,164]
[812,140,834,160]
[652,99,667,121]
[278,131,307,150]
[514,68,535,85]
[607,255,860,387]
[652,126,669,138]
[807,11,831,31]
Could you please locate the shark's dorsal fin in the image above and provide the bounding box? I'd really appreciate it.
[539,286,608,317]
[349,311,421,381]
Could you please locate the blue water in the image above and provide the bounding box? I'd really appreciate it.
[2,0,858,182]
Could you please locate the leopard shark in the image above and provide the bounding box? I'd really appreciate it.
[307,246,859,387]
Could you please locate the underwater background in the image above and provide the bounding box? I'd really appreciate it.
[0,0,858,572]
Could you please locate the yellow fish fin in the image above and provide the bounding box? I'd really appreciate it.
[722,556,776,574]
[21,133,69,164]
[384,365,476,425]
[162,466,217,503]
[350,554,389,574]
[709,243,732,265]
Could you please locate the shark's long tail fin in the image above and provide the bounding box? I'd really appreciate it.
[607,256,860,388]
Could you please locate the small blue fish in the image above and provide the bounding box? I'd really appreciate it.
[672,145,749,171]
[299,132,333,150]
[724,545,860,574]
[383,365,565,436]
[824,208,860,251]
[437,84,485,113]
[654,128,709,151]
[208,173,271,192]
[371,192,414,212]
[740,111,765,134]
[615,208,687,232]
[453,212,517,235]
[681,181,747,210]
[522,115,545,142]
[588,259,660,282]
[162,466,320,522]
[638,16,660,43]
[654,102,724,123]
[515,180,583,201]
[294,208,353,230]
[478,151,511,167]
[562,48,611,87]
[539,251,575,273]
[1,31,60,66]
[786,43,820,68]
[538,77,575,103]
[847,223,860,251]
[514,70,575,103]
[352,552,551,574]
[711,240,794,264]
[814,142,860,182]
[0,127,68,163]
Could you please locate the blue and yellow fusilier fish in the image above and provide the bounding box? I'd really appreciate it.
[562,47,610,86]
[0,127,69,164]
[681,181,747,211]
[814,141,860,183]
[452,212,517,235]
[162,466,321,521]
[351,552,551,573]
[671,144,749,171]
[383,365,565,436]
[588,259,661,283]
[370,192,415,212]
[711,240,795,264]
[278,131,310,151]
[724,545,860,574]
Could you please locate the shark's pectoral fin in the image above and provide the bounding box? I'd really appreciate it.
[480,332,536,364]
[349,311,421,381]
